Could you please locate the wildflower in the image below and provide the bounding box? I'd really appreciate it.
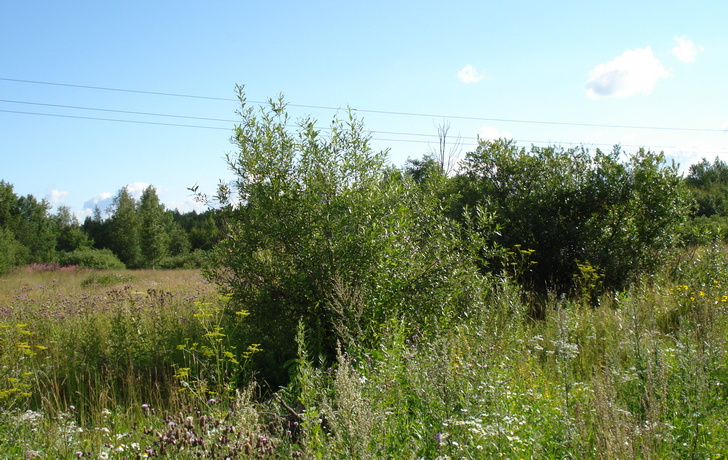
[99,452,109,459]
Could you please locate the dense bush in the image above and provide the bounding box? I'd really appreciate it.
[158,249,209,269]
[685,157,728,217]
[452,139,689,297]
[58,247,126,270]
[680,214,728,246]
[204,88,483,385]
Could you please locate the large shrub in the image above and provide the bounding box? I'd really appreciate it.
[59,247,126,270]
[204,88,482,385]
[453,140,689,296]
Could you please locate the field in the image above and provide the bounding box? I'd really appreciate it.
[2,250,728,459]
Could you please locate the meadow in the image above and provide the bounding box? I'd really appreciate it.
[1,246,728,459]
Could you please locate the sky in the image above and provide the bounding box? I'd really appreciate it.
[1,1,727,220]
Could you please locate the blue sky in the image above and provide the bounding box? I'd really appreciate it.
[2,1,727,219]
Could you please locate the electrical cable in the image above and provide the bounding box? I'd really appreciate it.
[2,77,726,133]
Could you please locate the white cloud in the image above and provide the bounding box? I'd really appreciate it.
[125,181,151,199]
[478,126,512,141]
[80,192,114,220]
[457,65,484,83]
[585,46,671,99]
[167,197,208,214]
[672,36,703,63]
[46,190,68,206]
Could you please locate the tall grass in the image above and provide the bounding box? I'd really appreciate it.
[1,250,728,458]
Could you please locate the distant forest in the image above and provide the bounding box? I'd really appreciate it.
[2,152,728,275]
[0,181,221,272]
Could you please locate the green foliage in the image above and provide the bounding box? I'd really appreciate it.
[173,295,259,401]
[59,247,126,270]
[680,214,728,246]
[205,87,481,385]
[138,186,169,268]
[2,258,728,457]
[13,195,56,263]
[167,220,192,256]
[685,157,728,217]
[0,227,26,274]
[454,140,689,295]
[108,187,142,267]
[187,213,221,251]
[52,205,92,253]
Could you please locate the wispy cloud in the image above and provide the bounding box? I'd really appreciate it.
[585,46,671,99]
[672,36,703,63]
[457,65,484,84]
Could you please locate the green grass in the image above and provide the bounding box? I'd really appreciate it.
[1,252,728,458]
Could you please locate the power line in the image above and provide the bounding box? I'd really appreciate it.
[0,109,231,130]
[0,99,239,123]
[0,108,446,145]
[0,77,238,102]
[0,98,444,139]
[2,77,726,133]
[4,107,726,154]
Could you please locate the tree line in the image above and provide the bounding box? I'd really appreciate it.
[0,181,222,273]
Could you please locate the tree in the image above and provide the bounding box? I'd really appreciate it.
[138,186,169,268]
[167,220,191,256]
[108,187,141,267]
[53,205,91,253]
[14,194,55,263]
[429,119,462,175]
[0,180,19,229]
[0,227,25,274]
[83,206,112,251]
[205,88,481,385]
[189,213,220,251]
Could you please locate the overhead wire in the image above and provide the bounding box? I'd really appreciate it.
[3,106,695,152]
[2,76,726,133]
[1,77,726,156]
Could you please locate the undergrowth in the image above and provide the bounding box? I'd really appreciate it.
[1,253,728,458]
